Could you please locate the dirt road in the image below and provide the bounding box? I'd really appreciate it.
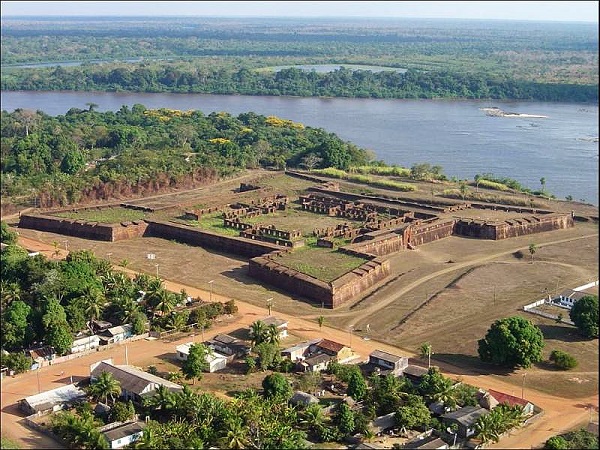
[2,236,597,449]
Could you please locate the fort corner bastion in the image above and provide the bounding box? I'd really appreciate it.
[18,178,575,308]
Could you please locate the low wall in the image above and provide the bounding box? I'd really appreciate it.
[145,220,282,257]
[18,214,148,242]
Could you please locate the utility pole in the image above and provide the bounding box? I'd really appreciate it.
[521,373,527,399]
[208,280,214,302]
[266,297,273,316]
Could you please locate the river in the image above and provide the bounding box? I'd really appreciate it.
[1,90,598,205]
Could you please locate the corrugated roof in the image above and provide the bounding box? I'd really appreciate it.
[91,361,182,395]
[22,384,86,412]
[487,389,531,408]
[259,316,287,327]
[103,421,146,442]
[370,349,404,363]
[316,339,345,353]
[442,406,488,426]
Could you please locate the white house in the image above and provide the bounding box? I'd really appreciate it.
[175,342,228,372]
[70,335,100,354]
[368,349,409,375]
[90,359,182,404]
[555,289,588,309]
[255,316,288,339]
[101,421,146,449]
[19,383,87,416]
[99,324,133,345]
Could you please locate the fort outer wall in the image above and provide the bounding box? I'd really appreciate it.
[18,214,148,242]
[144,220,282,258]
[330,257,390,308]
[249,254,390,308]
[454,214,574,240]
[249,256,333,307]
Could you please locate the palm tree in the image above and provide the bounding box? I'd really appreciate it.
[528,243,537,263]
[135,425,160,449]
[419,342,433,368]
[0,280,21,308]
[264,323,280,345]
[154,290,175,317]
[144,385,176,421]
[250,320,267,347]
[88,371,122,405]
[475,413,501,444]
[301,403,325,429]
[221,416,248,449]
[317,316,325,329]
[80,285,105,323]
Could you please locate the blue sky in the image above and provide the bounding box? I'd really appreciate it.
[1,1,598,22]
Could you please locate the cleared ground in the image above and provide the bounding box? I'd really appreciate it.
[10,171,599,401]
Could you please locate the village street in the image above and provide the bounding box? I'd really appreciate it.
[1,236,597,449]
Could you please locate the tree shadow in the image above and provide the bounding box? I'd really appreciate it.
[227,327,251,341]
[537,323,586,343]
[428,353,515,377]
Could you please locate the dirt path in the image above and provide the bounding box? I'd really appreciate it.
[300,232,598,329]
[3,235,597,449]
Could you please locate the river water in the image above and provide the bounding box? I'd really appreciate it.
[1,90,598,204]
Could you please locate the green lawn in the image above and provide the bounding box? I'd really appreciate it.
[1,436,20,449]
[53,207,147,223]
[276,246,368,282]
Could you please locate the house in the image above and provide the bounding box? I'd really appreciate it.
[70,334,100,354]
[298,353,334,373]
[369,412,397,434]
[485,389,535,415]
[441,406,489,438]
[289,391,319,407]
[99,324,133,345]
[19,383,87,416]
[311,339,354,363]
[255,316,288,339]
[90,359,182,403]
[402,364,429,384]
[555,289,588,309]
[368,350,409,375]
[281,339,321,361]
[89,319,114,334]
[403,435,449,449]
[175,342,228,372]
[101,420,146,449]
[28,345,56,364]
[205,334,249,357]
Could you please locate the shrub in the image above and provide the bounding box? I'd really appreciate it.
[549,350,578,370]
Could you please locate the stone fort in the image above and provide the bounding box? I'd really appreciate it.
[19,173,574,308]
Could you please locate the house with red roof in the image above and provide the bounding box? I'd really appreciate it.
[482,389,535,415]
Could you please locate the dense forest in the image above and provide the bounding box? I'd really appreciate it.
[1,16,598,102]
[3,63,596,102]
[0,106,370,208]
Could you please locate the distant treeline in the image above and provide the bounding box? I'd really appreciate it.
[2,65,597,103]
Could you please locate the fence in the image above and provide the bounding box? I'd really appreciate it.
[523,299,574,325]
[32,333,150,369]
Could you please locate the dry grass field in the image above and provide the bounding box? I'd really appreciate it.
[11,170,599,400]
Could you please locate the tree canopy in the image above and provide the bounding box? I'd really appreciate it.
[569,295,599,338]
[477,316,544,368]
